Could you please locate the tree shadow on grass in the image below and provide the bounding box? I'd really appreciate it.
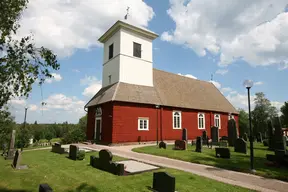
[0,188,31,192]
[189,152,288,181]
[66,183,99,192]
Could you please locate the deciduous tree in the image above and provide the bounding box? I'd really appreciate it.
[0,0,59,108]
[281,102,288,127]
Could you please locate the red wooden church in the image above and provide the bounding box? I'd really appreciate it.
[84,20,239,144]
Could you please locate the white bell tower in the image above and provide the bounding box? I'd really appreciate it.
[98,20,158,87]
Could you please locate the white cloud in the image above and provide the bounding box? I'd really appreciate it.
[254,81,264,86]
[177,73,197,79]
[216,69,228,75]
[45,73,62,84]
[209,80,221,89]
[81,76,102,97]
[17,0,154,58]
[72,69,80,73]
[226,92,256,111]
[163,0,288,69]
[9,94,86,124]
[221,87,232,93]
[271,101,284,111]
[29,104,38,111]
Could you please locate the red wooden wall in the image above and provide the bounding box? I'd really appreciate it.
[109,102,238,143]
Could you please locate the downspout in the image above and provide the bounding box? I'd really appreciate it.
[160,106,163,141]
[155,105,160,145]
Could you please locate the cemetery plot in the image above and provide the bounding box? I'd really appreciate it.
[0,148,254,191]
[90,149,160,175]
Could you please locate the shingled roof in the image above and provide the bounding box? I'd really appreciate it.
[85,69,239,114]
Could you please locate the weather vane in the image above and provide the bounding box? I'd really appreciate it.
[124,6,130,20]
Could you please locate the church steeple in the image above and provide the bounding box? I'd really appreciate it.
[98,20,158,87]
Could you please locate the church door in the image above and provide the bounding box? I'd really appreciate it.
[94,117,102,141]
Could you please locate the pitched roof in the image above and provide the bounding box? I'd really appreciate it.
[85,69,239,114]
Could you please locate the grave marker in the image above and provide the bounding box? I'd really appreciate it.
[39,183,53,192]
[90,149,125,176]
[195,136,202,152]
[182,128,187,141]
[11,150,28,170]
[159,141,167,149]
[153,172,175,192]
[69,145,79,160]
[211,126,219,144]
[6,130,16,159]
[12,150,21,169]
[228,119,238,147]
[234,138,247,154]
[174,140,187,150]
[215,148,230,159]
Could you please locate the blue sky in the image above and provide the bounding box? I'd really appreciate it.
[8,0,288,124]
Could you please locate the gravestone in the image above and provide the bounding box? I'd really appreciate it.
[257,132,263,143]
[90,149,125,176]
[195,136,202,152]
[39,183,53,192]
[234,138,247,154]
[243,133,248,142]
[153,172,175,192]
[228,119,238,147]
[159,141,167,149]
[182,128,188,141]
[69,145,79,160]
[202,130,208,145]
[215,148,230,159]
[51,143,65,154]
[211,126,219,144]
[174,140,187,150]
[12,150,21,169]
[6,130,16,159]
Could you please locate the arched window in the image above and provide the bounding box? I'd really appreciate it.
[95,107,102,117]
[214,114,221,129]
[173,111,181,129]
[198,113,205,129]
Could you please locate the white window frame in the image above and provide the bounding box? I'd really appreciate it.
[214,114,221,129]
[228,114,234,120]
[138,118,149,131]
[172,111,182,129]
[198,113,205,129]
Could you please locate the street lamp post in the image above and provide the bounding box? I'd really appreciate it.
[24,107,28,129]
[243,80,256,173]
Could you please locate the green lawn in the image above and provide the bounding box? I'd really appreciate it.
[0,149,254,192]
[133,142,288,182]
